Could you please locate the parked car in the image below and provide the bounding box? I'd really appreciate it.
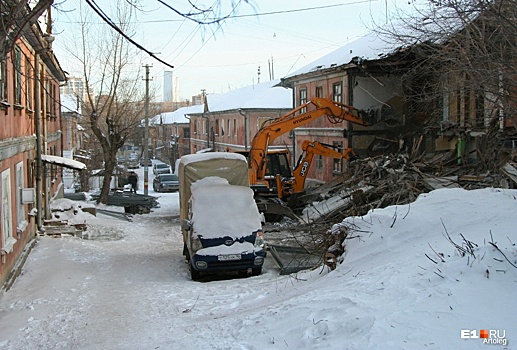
[153,163,171,175]
[153,174,179,192]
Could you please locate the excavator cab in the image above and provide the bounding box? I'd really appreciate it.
[265,150,292,189]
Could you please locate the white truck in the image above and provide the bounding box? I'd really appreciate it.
[178,152,266,280]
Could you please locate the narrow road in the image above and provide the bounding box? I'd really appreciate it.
[0,191,290,349]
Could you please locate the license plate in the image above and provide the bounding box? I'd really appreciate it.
[218,254,241,261]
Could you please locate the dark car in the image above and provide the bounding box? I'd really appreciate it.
[153,174,179,192]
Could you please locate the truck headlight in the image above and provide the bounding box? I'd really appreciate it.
[191,235,203,253]
[254,230,265,248]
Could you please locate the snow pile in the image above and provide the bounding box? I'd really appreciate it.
[0,187,515,349]
[191,177,262,239]
[48,198,96,225]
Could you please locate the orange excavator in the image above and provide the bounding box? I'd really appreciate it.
[245,97,377,221]
[286,140,358,195]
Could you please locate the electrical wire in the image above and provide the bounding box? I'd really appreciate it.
[84,0,174,69]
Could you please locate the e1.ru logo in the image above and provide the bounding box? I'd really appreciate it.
[461,329,507,345]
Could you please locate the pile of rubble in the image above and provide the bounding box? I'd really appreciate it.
[269,133,517,272]
[302,153,516,225]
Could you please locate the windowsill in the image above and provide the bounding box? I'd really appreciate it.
[0,101,10,109]
[13,104,24,110]
[2,236,17,254]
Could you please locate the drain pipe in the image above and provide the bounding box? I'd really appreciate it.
[35,53,43,232]
[238,109,248,151]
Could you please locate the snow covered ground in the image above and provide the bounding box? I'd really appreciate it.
[0,165,516,349]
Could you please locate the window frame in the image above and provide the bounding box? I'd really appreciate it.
[14,46,22,106]
[2,169,16,254]
[0,59,7,103]
[299,88,307,113]
[25,55,32,110]
[332,83,342,103]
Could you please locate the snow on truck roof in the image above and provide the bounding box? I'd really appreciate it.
[191,178,262,239]
[179,152,246,166]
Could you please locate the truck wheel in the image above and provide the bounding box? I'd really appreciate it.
[265,213,283,222]
[186,249,201,281]
[190,263,201,281]
[252,267,262,276]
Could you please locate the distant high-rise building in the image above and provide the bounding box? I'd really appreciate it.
[60,77,91,102]
[163,71,173,102]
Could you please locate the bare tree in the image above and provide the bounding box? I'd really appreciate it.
[375,0,517,130]
[57,0,254,203]
[65,1,147,203]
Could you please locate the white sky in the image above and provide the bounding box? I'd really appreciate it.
[0,162,515,348]
[51,0,410,102]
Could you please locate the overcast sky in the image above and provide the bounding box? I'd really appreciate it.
[52,0,411,102]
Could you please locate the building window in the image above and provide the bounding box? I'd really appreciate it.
[14,46,22,105]
[183,128,190,138]
[332,83,342,103]
[316,155,323,170]
[475,89,485,127]
[46,79,51,117]
[215,119,220,136]
[227,120,231,138]
[25,55,32,110]
[2,169,16,253]
[53,82,58,116]
[0,60,7,102]
[316,86,323,98]
[441,85,449,121]
[233,119,237,137]
[333,141,343,173]
[16,162,25,229]
[299,88,307,113]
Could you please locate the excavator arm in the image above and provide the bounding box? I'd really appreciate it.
[249,97,373,186]
[284,140,357,195]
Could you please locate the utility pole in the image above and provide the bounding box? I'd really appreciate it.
[143,64,151,196]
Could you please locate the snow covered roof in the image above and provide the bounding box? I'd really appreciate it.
[61,94,80,114]
[204,79,292,112]
[285,14,475,80]
[149,80,292,125]
[150,105,203,125]
[41,154,87,170]
[285,31,404,79]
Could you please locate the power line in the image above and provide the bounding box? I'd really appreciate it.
[84,0,174,69]
[60,1,377,25]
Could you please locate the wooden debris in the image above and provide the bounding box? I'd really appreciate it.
[277,129,517,271]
